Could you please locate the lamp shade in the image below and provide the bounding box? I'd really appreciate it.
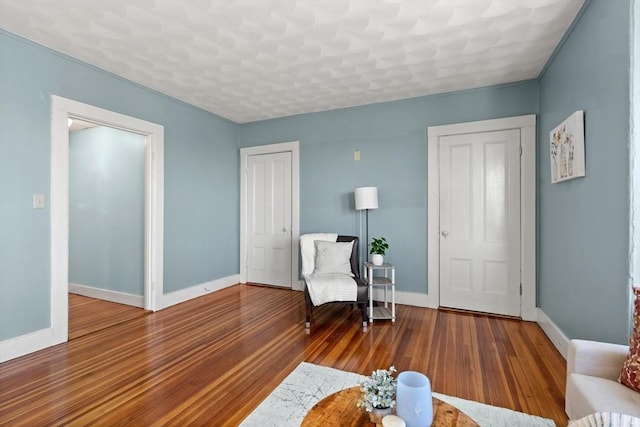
[355,187,378,210]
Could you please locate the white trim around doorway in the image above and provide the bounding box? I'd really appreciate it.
[51,95,164,345]
[427,114,537,321]
[239,141,301,290]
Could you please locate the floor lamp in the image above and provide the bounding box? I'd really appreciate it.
[355,186,378,263]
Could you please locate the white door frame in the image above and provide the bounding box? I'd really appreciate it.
[240,141,300,290]
[51,95,164,345]
[427,115,537,321]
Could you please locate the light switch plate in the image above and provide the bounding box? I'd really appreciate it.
[33,194,45,209]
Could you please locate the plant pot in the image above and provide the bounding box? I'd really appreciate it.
[369,406,392,425]
[372,254,384,266]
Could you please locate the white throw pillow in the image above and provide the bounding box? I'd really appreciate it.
[313,240,354,276]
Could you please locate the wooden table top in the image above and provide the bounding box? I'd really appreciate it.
[301,386,479,427]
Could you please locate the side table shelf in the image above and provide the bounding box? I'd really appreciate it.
[363,262,396,323]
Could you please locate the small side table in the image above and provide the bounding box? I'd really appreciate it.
[364,262,396,323]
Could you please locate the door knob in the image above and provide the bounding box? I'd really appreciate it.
[441,231,449,238]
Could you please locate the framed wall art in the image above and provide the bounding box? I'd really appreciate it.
[550,110,585,183]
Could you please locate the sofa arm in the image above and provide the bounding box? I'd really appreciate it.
[567,339,629,381]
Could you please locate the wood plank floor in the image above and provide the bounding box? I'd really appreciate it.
[68,293,148,340]
[0,284,568,426]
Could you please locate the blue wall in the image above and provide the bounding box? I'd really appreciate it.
[538,0,631,344]
[69,127,145,295]
[239,83,539,293]
[1,0,633,347]
[0,31,240,340]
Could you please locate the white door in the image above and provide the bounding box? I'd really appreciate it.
[438,129,521,316]
[246,152,292,287]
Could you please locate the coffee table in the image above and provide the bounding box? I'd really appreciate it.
[301,386,479,427]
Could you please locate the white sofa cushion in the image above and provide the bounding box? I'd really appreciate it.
[567,373,640,419]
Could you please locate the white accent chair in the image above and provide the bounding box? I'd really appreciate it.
[301,235,368,331]
[566,339,640,420]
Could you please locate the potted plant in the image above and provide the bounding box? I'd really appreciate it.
[357,366,397,422]
[370,237,389,266]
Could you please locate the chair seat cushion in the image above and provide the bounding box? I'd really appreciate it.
[305,273,357,306]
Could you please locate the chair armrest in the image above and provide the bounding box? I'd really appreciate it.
[354,276,368,287]
[567,339,629,381]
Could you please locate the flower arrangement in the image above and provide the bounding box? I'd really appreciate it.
[357,366,398,411]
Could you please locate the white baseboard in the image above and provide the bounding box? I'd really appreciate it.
[158,274,240,310]
[3,279,565,364]
[295,282,439,309]
[537,308,570,359]
[1,275,240,362]
[371,288,439,309]
[69,283,144,308]
[0,327,54,363]
[376,291,569,359]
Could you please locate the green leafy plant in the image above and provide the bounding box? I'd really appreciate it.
[370,237,389,256]
[357,366,397,411]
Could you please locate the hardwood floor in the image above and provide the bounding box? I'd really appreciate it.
[0,284,568,426]
[68,293,148,340]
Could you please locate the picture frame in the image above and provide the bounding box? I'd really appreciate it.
[549,110,585,183]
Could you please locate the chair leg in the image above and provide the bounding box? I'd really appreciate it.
[360,302,368,331]
[304,286,313,329]
[305,306,312,327]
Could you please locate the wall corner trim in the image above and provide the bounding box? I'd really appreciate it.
[537,308,570,359]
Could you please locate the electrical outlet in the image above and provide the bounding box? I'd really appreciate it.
[33,194,45,209]
[354,149,361,161]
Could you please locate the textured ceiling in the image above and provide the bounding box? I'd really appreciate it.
[0,0,584,123]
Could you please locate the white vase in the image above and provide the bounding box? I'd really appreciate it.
[396,371,433,427]
[372,254,384,265]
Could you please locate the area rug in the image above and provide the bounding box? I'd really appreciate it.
[240,362,555,427]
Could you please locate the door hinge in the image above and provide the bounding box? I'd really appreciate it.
[520,146,523,156]
[520,283,523,295]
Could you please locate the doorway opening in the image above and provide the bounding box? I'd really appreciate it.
[51,96,164,345]
[67,119,148,339]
